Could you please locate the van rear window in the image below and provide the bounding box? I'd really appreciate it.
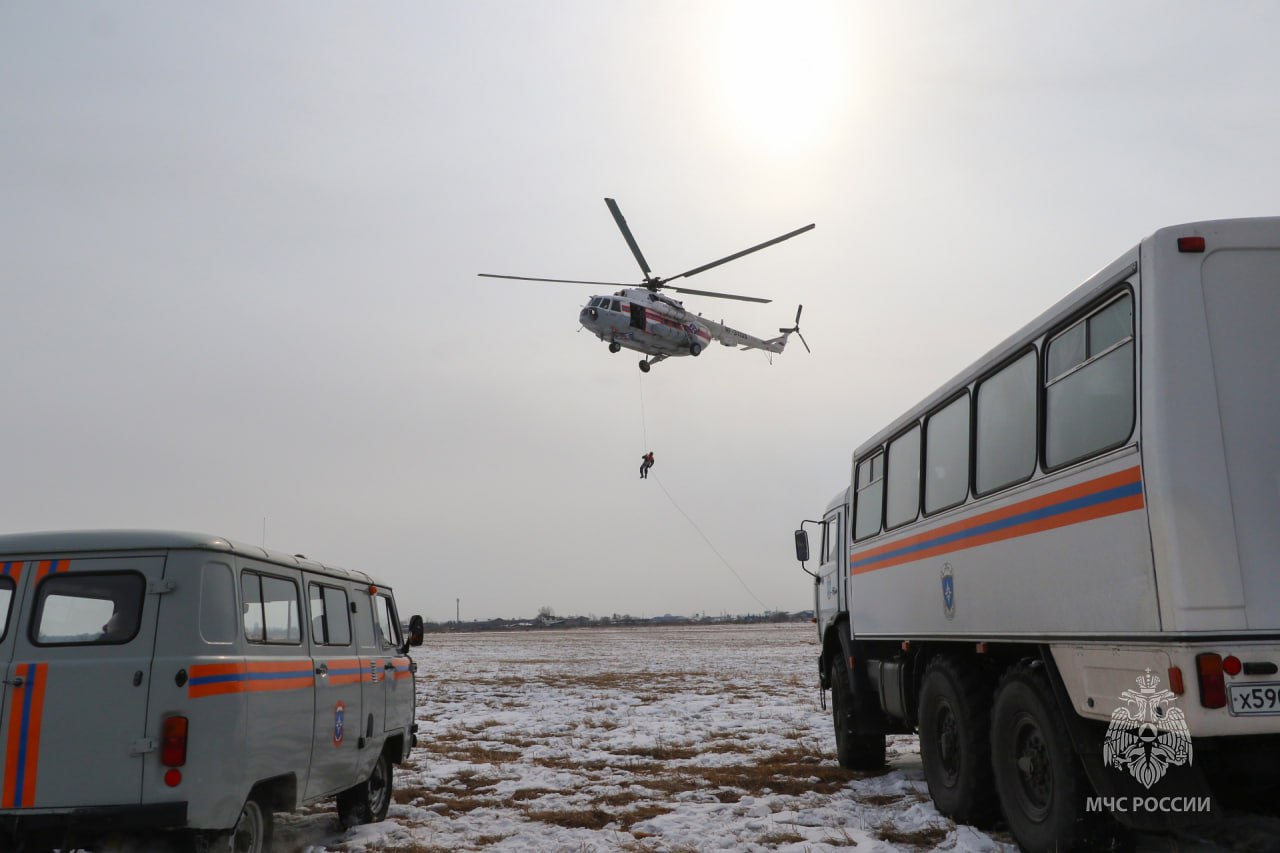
[32,573,145,645]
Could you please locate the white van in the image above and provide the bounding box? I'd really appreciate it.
[0,530,424,852]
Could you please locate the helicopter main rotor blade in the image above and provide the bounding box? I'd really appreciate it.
[665,223,815,282]
[605,198,652,279]
[668,284,771,304]
[478,273,633,287]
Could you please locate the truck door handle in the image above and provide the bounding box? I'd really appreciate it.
[384,663,397,671]
[315,663,328,676]
[2,677,23,688]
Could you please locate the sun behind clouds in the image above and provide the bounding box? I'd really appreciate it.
[712,2,855,156]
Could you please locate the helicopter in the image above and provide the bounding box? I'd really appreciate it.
[479,198,813,372]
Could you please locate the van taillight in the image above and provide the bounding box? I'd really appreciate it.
[1196,653,1227,709]
[1177,236,1206,253]
[161,716,188,767]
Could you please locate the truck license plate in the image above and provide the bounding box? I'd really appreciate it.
[1229,682,1280,715]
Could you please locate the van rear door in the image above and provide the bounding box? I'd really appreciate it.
[1,555,164,809]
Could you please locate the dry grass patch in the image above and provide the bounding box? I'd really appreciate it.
[876,823,950,847]
[423,742,522,764]
[523,805,614,830]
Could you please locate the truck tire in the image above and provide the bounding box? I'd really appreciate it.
[990,663,1098,852]
[337,749,394,827]
[829,656,886,770]
[917,656,999,826]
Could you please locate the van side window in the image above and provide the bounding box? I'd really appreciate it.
[0,577,14,641]
[309,583,352,646]
[32,573,145,645]
[199,562,237,644]
[242,571,302,645]
[371,594,401,650]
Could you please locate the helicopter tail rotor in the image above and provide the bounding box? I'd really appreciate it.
[778,304,810,354]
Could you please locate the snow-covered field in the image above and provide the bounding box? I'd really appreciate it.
[71,621,1280,851]
[279,623,1014,852]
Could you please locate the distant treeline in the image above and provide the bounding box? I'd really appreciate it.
[417,611,814,634]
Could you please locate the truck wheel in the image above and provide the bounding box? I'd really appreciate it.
[990,663,1096,852]
[195,796,272,853]
[829,656,886,770]
[918,656,999,826]
[338,750,394,828]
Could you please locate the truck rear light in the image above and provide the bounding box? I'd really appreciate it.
[1196,653,1227,708]
[1177,236,1206,253]
[1223,655,1242,676]
[161,716,188,767]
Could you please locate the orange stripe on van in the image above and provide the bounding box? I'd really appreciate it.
[34,560,69,583]
[187,660,315,699]
[2,663,49,808]
[0,561,23,581]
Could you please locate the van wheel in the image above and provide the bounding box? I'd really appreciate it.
[196,796,272,853]
[337,750,394,827]
[829,655,886,770]
[918,656,998,826]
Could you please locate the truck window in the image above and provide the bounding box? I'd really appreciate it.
[371,594,400,650]
[0,577,13,641]
[854,452,884,541]
[31,573,144,645]
[309,583,352,646]
[975,349,1038,495]
[242,570,302,645]
[924,393,970,515]
[1045,292,1135,468]
[885,426,921,529]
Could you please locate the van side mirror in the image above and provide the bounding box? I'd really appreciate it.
[794,529,810,562]
[408,614,424,647]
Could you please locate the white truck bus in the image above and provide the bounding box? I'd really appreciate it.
[794,218,1280,851]
[0,530,424,852]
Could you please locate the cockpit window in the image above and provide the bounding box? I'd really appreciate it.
[590,298,602,307]
[611,300,621,312]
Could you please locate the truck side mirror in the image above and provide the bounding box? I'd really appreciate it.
[794,529,810,562]
[408,614,425,647]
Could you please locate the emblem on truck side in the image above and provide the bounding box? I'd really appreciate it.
[940,563,955,620]
[1102,670,1193,789]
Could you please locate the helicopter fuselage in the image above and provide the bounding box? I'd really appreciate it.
[579,287,713,358]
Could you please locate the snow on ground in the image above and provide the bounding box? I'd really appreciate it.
[276,623,1017,852]
[243,624,1279,852]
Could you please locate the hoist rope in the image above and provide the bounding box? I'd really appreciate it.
[637,373,770,612]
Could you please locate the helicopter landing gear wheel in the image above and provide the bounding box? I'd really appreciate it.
[609,342,621,353]
[638,360,651,373]
[689,342,702,357]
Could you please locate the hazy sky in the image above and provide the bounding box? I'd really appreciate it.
[3,2,1278,622]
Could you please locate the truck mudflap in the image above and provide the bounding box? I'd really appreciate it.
[1038,650,1219,830]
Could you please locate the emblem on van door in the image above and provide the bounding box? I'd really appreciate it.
[941,563,956,620]
[334,701,346,746]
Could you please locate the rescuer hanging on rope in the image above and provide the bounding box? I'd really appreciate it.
[639,451,655,479]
